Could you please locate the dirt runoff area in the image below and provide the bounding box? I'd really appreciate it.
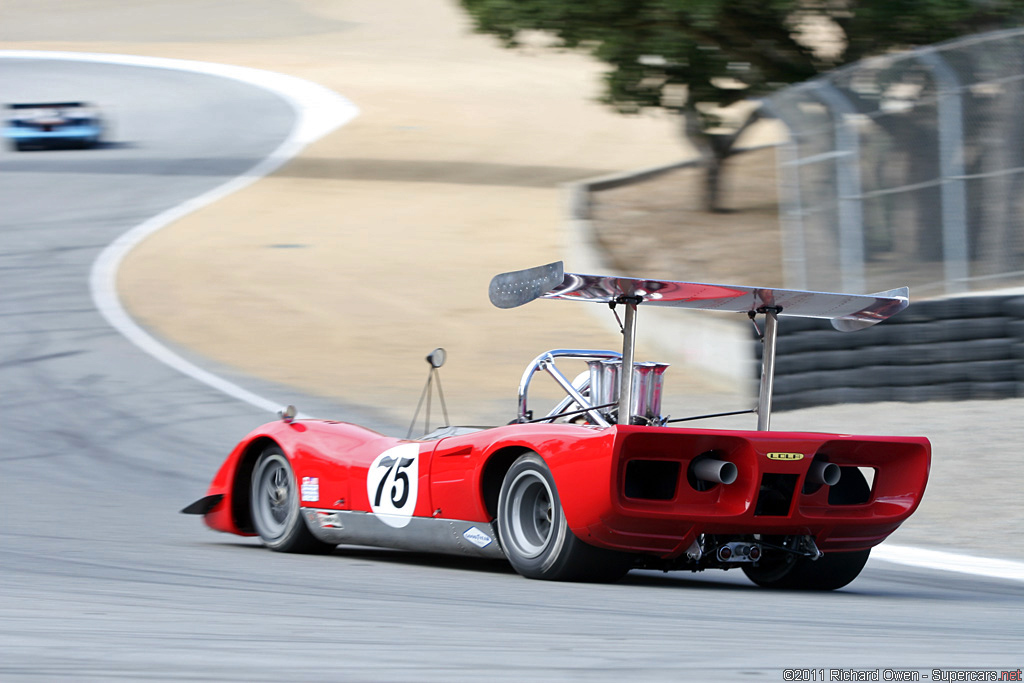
[5,0,1023,560]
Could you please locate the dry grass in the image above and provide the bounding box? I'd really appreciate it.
[590,147,786,287]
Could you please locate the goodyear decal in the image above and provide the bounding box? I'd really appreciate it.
[463,527,493,549]
[766,452,805,461]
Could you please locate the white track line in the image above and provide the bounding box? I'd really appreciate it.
[1,50,358,414]
[5,51,1022,585]
[873,544,1024,583]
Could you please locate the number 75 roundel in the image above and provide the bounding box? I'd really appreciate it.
[366,443,420,528]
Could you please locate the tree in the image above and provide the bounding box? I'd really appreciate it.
[460,0,1024,212]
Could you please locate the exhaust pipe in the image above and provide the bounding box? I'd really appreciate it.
[807,459,841,486]
[691,457,738,485]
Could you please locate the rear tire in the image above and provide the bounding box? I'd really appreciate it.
[497,452,632,582]
[250,446,334,554]
[743,538,870,591]
[743,468,872,590]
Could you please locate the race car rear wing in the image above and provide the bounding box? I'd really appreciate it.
[489,261,909,430]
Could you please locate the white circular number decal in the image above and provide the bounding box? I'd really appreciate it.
[366,444,420,528]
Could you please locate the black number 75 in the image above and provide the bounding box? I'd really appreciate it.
[374,456,415,508]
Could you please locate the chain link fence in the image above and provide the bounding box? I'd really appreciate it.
[767,28,1024,298]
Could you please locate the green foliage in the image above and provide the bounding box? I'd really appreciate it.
[460,0,1024,113]
[840,1,1024,61]
[460,0,1024,210]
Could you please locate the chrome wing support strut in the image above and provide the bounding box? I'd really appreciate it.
[617,298,640,425]
[756,307,781,431]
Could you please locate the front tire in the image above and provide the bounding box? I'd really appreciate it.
[250,446,334,554]
[497,452,631,582]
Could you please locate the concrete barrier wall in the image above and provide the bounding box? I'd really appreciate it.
[765,295,1024,410]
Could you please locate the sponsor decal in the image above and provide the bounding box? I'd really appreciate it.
[316,511,343,529]
[300,476,320,502]
[366,443,420,529]
[767,452,805,461]
[463,526,492,548]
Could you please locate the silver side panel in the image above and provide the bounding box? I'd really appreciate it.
[302,509,507,560]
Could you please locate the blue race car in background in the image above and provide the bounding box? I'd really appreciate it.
[3,102,104,150]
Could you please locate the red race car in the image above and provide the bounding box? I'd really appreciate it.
[184,262,930,590]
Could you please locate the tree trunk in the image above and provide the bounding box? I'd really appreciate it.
[683,107,761,213]
[703,150,723,213]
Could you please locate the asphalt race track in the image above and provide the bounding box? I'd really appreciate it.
[1,58,1022,681]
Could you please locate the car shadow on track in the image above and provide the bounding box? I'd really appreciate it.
[211,542,780,589]
[334,546,518,576]
[621,571,762,592]
[210,540,518,576]
[95,140,136,150]
[206,541,1004,597]
[4,140,136,152]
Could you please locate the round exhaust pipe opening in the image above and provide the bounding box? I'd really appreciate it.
[808,459,841,487]
[802,455,841,495]
[688,453,738,490]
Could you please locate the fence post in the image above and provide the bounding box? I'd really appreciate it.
[916,49,969,295]
[762,99,809,290]
[814,81,865,293]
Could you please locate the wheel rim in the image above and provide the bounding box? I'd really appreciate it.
[505,469,554,559]
[253,454,294,541]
